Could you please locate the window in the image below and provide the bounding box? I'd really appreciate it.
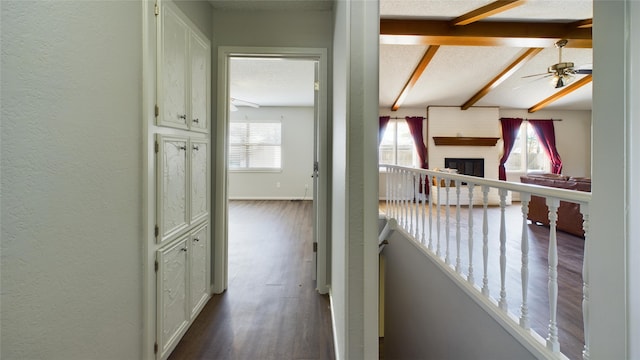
[505,122,551,173]
[229,121,282,170]
[379,120,417,167]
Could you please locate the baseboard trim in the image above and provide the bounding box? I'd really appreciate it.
[228,196,310,201]
[328,289,342,360]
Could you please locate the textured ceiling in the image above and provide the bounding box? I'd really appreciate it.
[222,0,593,111]
[230,58,316,107]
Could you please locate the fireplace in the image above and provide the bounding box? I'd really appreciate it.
[445,158,484,178]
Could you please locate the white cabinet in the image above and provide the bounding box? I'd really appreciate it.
[156,134,209,244]
[158,0,210,133]
[154,2,211,358]
[189,33,209,133]
[190,139,208,224]
[156,235,190,359]
[156,224,210,359]
[157,135,189,242]
[189,222,210,318]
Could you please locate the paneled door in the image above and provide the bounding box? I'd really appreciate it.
[189,32,209,133]
[157,135,189,243]
[190,139,208,224]
[189,223,209,319]
[156,236,190,359]
[159,2,189,130]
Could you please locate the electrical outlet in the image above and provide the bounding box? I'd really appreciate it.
[276,182,281,188]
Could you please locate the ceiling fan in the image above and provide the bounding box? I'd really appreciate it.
[230,97,260,112]
[523,39,592,88]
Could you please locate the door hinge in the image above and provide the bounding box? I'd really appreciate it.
[154,225,159,237]
[154,342,158,354]
[313,242,317,253]
[314,82,320,91]
[154,104,159,117]
[154,3,159,16]
[154,260,159,272]
[154,141,159,153]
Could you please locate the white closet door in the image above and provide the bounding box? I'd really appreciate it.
[156,236,190,359]
[158,135,189,243]
[159,2,189,130]
[189,31,210,133]
[190,139,208,224]
[190,223,210,318]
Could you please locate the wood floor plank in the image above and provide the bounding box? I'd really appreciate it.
[169,200,335,360]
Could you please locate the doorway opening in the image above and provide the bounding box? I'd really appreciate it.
[214,47,328,296]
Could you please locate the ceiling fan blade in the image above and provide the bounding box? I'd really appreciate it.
[231,97,260,108]
[513,73,553,90]
[573,69,592,74]
[521,72,551,79]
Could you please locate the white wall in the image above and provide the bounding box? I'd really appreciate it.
[382,230,538,360]
[376,108,592,199]
[427,106,501,179]
[1,1,142,359]
[590,1,635,357]
[229,107,314,199]
[500,109,591,179]
[332,0,380,358]
[331,2,349,357]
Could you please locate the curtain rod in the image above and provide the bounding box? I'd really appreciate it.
[385,116,424,120]
[522,118,562,122]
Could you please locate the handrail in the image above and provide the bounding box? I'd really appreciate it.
[380,164,592,204]
[379,164,590,360]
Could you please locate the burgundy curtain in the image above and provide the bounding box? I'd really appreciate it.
[499,118,523,180]
[529,120,563,174]
[405,116,427,169]
[379,116,390,147]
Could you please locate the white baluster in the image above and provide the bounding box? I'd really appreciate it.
[389,168,398,219]
[421,173,426,245]
[428,174,434,251]
[436,176,442,258]
[498,188,508,311]
[467,183,475,284]
[445,179,451,265]
[413,173,420,240]
[455,180,462,274]
[390,168,395,219]
[402,170,408,229]
[409,172,415,236]
[581,203,590,360]
[481,185,490,296]
[520,193,531,329]
[546,197,560,353]
[385,167,390,217]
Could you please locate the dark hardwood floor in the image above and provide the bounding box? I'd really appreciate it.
[380,201,585,360]
[169,200,335,360]
[168,199,583,360]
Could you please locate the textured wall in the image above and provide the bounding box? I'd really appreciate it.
[382,230,537,360]
[499,109,592,178]
[1,1,143,359]
[228,107,315,200]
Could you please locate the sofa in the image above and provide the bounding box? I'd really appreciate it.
[520,174,591,238]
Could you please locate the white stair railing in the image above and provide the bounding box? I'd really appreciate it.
[380,165,591,360]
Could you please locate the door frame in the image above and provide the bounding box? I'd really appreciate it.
[214,46,329,294]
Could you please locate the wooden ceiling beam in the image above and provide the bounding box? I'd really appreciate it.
[391,45,440,111]
[461,47,543,110]
[528,74,592,113]
[380,19,592,48]
[451,0,526,26]
[572,18,593,29]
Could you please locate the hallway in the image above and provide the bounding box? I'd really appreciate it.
[169,200,335,360]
